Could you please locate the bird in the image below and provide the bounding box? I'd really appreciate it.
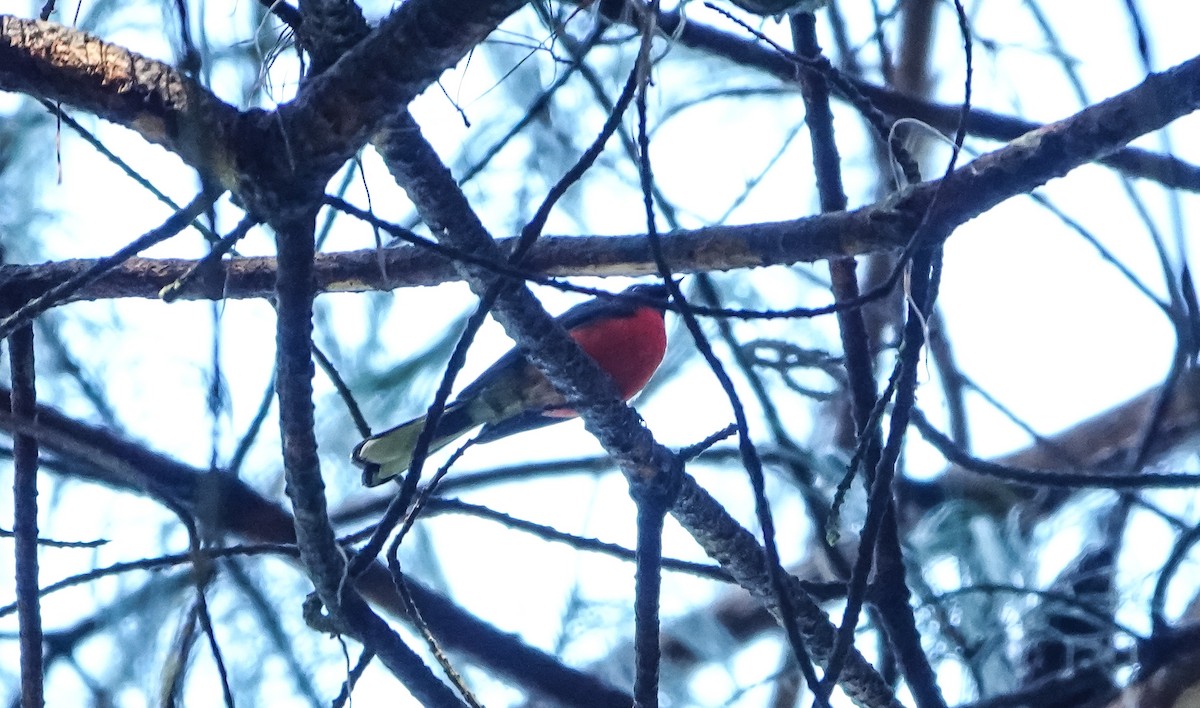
[352,282,672,486]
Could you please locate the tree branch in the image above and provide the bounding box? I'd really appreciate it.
[650,8,1200,193]
[0,15,240,186]
[0,387,634,707]
[9,319,43,708]
[239,0,528,208]
[374,108,901,706]
[4,50,1196,303]
[2,0,531,208]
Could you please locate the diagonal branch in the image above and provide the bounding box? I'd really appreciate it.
[0,15,240,186]
[375,108,900,706]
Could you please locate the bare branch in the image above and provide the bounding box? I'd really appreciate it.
[0,15,240,185]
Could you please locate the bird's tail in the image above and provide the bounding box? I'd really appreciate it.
[352,401,479,487]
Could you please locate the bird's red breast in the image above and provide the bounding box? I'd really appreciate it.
[541,304,668,418]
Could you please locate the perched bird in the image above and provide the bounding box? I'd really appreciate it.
[353,282,672,486]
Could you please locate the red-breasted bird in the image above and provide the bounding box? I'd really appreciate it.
[352,282,672,486]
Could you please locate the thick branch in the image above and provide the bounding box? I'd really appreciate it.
[244,0,528,202]
[670,474,901,707]
[4,10,1197,219]
[0,215,887,302]
[4,50,1196,303]
[0,15,240,186]
[883,56,1200,244]
[295,0,370,76]
[2,1,530,210]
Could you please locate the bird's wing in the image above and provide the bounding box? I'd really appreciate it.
[474,409,562,444]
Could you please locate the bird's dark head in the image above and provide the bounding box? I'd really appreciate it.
[620,280,678,309]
